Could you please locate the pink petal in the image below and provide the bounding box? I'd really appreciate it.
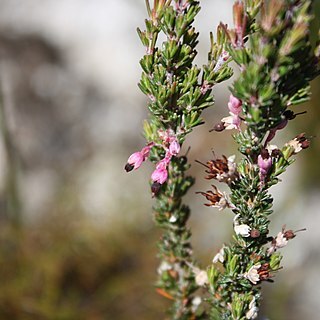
[151,168,168,184]
[127,152,144,169]
[169,140,180,156]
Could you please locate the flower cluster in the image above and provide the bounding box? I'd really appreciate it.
[151,129,180,186]
[125,129,181,193]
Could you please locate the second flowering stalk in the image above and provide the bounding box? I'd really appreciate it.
[201,1,320,319]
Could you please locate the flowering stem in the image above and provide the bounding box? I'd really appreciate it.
[204,1,320,319]
[126,0,235,317]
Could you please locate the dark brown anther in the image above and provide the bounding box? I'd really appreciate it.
[300,139,310,149]
[283,230,295,240]
[151,182,161,197]
[271,148,281,158]
[281,225,306,241]
[250,229,261,238]
[179,155,188,166]
[295,133,310,149]
[283,110,295,120]
[284,110,307,120]
[209,122,225,132]
[258,263,272,281]
[260,148,269,159]
[125,163,134,172]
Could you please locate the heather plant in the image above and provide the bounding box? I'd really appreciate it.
[125,0,320,319]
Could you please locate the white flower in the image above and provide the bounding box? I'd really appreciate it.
[286,139,302,153]
[234,214,251,237]
[216,195,229,211]
[227,155,237,173]
[221,114,241,130]
[275,231,288,248]
[212,246,225,264]
[186,262,209,287]
[244,264,261,284]
[267,230,290,255]
[157,261,172,275]
[246,296,259,319]
[234,224,251,237]
[267,246,276,255]
[194,269,209,286]
[215,155,237,183]
[191,296,202,312]
[169,215,177,223]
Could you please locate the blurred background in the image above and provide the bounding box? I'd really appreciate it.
[0,0,318,319]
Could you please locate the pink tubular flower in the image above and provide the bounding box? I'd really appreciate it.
[228,94,242,115]
[258,149,272,181]
[126,152,144,171]
[125,142,154,172]
[156,156,170,170]
[221,113,241,130]
[141,143,154,158]
[169,139,180,156]
[152,152,172,185]
[151,166,168,184]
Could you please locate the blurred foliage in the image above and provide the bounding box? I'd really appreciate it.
[0,213,168,320]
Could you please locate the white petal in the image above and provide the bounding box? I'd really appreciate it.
[212,246,225,263]
[195,270,209,286]
[234,224,251,237]
[244,264,261,284]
